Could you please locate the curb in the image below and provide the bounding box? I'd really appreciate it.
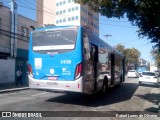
[0,87,29,93]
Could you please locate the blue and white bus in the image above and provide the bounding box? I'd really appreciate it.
[28,25,125,95]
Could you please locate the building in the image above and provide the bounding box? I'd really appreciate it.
[138,58,150,66]
[36,0,99,35]
[0,2,38,85]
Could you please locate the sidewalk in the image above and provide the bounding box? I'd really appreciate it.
[0,83,29,93]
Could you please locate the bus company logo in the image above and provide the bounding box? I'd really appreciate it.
[2,112,11,117]
[62,68,66,72]
[50,69,55,74]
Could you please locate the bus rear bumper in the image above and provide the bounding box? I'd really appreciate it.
[28,75,83,93]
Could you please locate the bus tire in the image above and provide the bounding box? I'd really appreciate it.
[139,81,142,86]
[101,77,108,94]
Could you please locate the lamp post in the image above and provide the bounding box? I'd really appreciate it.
[103,34,112,43]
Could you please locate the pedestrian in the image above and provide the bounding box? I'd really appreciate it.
[16,67,23,86]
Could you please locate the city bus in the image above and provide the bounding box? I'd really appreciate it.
[136,65,150,75]
[28,25,125,95]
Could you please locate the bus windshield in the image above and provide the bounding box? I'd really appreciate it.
[32,28,77,53]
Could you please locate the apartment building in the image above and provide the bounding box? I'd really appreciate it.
[0,2,38,85]
[36,0,99,35]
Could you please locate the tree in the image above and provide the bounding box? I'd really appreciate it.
[76,0,160,49]
[115,44,125,55]
[125,48,141,64]
[115,44,141,64]
[150,49,160,67]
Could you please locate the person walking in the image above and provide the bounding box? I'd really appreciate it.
[16,67,23,86]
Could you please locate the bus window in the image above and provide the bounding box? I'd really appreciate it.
[98,47,108,64]
[32,28,77,54]
[83,33,90,60]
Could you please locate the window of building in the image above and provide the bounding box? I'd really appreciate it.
[72,7,74,11]
[63,1,66,4]
[75,6,78,10]
[63,10,66,13]
[72,16,74,21]
[21,26,29,40]
[60,11,62,14]
[60,19,62,23]
[68,0,71,3]
[75,16,78,20]
[56,3,59,6]
[68,8,71,12]
[56,11,59,15]
[63,19,66,22]
[56,20,59,24]
[68,18,71,21]
[60,2,62,5]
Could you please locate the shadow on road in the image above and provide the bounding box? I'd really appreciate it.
[135,92,159,113]
[139,83,159,88]
[46,82,139,107]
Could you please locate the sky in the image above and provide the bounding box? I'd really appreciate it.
[2,0,156,63]
[99,16,156,63]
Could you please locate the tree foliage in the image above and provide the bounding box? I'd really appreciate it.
[115,44,141,64]
[76,0,160,48]
[150,49,160,67]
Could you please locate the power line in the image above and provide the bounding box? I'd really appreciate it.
[0,28,29,41]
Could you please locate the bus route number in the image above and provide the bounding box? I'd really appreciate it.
[61,60,71,64]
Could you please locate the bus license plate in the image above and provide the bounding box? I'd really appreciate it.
[48,76,57,80]
[47,82,58,85]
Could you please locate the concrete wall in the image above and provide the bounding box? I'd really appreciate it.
[0,5,11,53]
[0,59,15,84]
[17,14,39,50]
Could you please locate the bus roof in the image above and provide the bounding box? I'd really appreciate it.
[35,25,78,31]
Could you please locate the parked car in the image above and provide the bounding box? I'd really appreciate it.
[99,71,111,80]
[127,70,139,78]
[139,71,158,85]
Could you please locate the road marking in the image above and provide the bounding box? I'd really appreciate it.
[31,92,49,96]
[18,91,30,94]
[0,93,16,96]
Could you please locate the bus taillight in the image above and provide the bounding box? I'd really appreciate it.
[75,63,82,79]
[28,63,33,76]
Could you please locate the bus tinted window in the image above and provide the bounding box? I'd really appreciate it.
[32,29,77,53]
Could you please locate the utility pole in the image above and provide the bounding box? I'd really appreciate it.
[10,0,17,58]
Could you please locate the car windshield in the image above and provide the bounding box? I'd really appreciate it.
[100,72,110,75]
[129,70,136,72]
[142,72,155,76]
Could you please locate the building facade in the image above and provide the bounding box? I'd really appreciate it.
[0,2,38,85]
[36,0,99,35]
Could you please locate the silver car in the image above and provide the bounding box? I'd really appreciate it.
[139,71,158,85]
[127,70,139,78]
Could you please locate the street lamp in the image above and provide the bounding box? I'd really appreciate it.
[103,34,112,43]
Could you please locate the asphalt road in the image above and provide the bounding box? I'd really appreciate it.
[0,77,159,120]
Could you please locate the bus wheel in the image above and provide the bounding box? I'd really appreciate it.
[101,77,108,94]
